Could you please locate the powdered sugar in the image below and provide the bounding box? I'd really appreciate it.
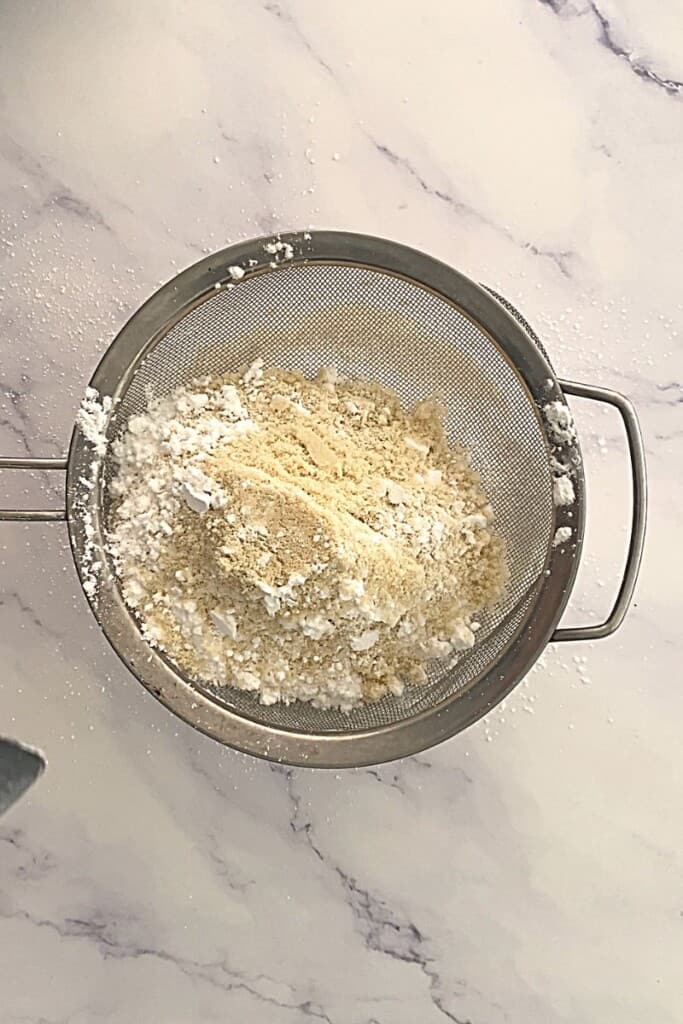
[77,387,112,456]
[544,398,579,508]
[264,239,294,261]
[75,387,114,598]
[544,400,576,445]
[107,380,252,584]
[553,475,575,507]
[553,526,573,547]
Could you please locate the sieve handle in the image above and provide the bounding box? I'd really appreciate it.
[0,457,67,521]
[552,381,647,642]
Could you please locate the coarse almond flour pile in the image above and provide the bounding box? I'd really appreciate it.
[106,361,508,709]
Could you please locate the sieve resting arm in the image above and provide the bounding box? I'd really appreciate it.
[0,457,67,521]
[552,382,647,642]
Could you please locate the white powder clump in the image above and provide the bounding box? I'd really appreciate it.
[264,239,294,261]
[544,398,579,509]
[75,387,115,598]
[107,363,508,709]
[77,387,112,456]
[553,476,575,507]
[553,526,573,547]
[544,401,576,444]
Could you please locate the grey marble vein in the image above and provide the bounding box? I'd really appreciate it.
[370,138,576,278]
[0,826,56,880]
[655,382,683,405]
[281,769,500,1024]
[0,380,39,454]
[588,1,683,95]
[0,590,63,642]
[371,141,471,216]
[0,135,114,234]
[48,189,111,231]
[0,902,338,1021]
[538,0,683,95]
[0,412,32,453]
[262,1,335,78]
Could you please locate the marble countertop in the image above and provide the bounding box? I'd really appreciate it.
[1,2,681,1021]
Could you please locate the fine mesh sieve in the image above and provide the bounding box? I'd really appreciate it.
[104,260,553,735]
[1,231,646,767]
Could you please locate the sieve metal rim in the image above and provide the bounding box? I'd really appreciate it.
[66,231,586,768]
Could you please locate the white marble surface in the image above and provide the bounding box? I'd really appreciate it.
[1,1,681,1021]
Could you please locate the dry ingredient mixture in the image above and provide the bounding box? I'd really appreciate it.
[105,362,508,709]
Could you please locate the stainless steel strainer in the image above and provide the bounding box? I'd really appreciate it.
[0,232,646,767]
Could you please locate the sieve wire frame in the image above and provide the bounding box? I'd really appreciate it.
[66,231,584,768]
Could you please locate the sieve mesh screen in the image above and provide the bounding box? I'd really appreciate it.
[101,262,554,734]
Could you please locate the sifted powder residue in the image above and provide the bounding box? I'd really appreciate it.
[544,399,579,508]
